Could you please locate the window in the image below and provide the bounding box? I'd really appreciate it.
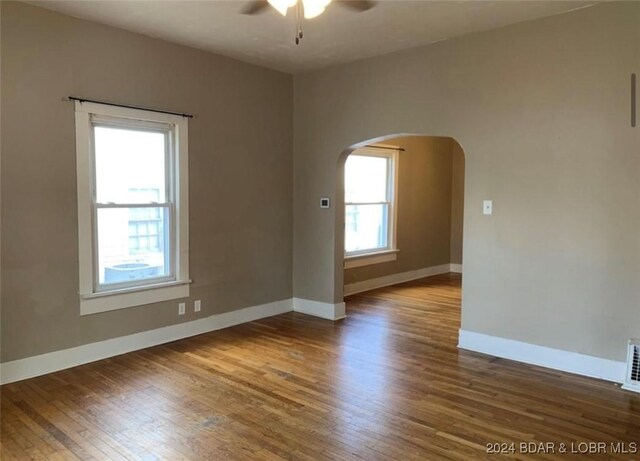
[344,147,398,268]
[75,101,189,315]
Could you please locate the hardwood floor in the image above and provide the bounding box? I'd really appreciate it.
[2,273,639,460]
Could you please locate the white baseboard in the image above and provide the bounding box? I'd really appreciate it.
[344,263,453,296]
[621,384,640,393]
[0,299,293,385]
[450,263,463,273]
[458,329,626,383]
[293,298,346,320]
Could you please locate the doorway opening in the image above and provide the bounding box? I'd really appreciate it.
[337,135,465,299]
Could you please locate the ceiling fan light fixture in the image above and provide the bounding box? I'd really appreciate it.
[302,0,332,19]
[268,0,297,16]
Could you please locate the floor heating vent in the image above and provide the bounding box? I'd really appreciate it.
[622,339,640,393]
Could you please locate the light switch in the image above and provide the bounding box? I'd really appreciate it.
[320,197,330,209]
[483,200,493,215]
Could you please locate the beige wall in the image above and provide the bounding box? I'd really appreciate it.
[0,2,293,362]
[344,136,463,285]
[294,2,640,361]
[450,142,465,265]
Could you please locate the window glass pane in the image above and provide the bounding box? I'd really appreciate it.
[94,126,167,204]
[97,207,169,286]
[345,154,389,203]
[345,204,389,253]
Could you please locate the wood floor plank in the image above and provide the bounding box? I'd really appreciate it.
[2,273,639,460]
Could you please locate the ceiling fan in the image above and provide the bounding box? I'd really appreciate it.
[241,0,376,44]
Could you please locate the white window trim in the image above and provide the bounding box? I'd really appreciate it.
[344,249,399,269]
[75,101,190,315]
[344,145,399,268]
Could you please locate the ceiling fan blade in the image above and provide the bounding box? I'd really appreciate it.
[336,0,376,13]
[241,0,270,15]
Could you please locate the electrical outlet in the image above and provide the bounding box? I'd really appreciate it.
[178,302,186,315]
[194,300,201,312]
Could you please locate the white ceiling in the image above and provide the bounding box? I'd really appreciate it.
[29,0,595,73]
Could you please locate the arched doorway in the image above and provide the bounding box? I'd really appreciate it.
[335,134,465,307]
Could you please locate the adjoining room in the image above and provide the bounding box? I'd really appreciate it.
[341,136,464,298]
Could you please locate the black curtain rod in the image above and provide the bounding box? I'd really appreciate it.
[68,96,194,118]
[364,144,405,152]
[632,73,636,128]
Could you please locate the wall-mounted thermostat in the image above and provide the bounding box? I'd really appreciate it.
[320,198,331,208]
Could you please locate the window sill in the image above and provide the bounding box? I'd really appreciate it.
[80,280,191,315]
[344,249,399,269]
